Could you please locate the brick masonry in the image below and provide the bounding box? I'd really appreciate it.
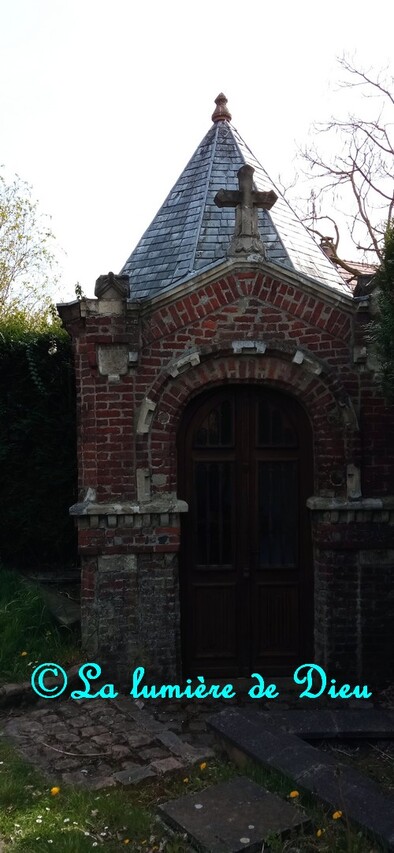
[58,260,394,684]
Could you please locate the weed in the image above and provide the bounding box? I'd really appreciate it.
[0,566,80,684]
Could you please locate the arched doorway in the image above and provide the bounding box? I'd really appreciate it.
[178,385,314,677]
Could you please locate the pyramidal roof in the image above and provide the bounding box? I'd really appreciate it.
[121,94,349,300]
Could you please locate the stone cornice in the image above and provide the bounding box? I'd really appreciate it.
[307,497,394,511]
[307,496,394,525]
[58,259,360,325]
[130,257,356,317]
[70,497,188,516]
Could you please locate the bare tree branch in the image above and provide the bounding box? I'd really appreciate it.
[337,56,394,106]
[294,56,393,266]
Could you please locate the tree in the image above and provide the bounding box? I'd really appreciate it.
[298,57,393,271]
[369,222,394,399]
[290,59,394,397]
[0,169,59,320]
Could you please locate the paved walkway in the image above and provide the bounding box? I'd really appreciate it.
[0,695,213,790]
[1,687,394,850]
[1,677,388,792]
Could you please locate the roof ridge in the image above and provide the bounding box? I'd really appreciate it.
[230,123,346,286]
[229,124,293,269]
[188,122,220,274]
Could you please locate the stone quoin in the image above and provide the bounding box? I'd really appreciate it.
[58,94,394,687]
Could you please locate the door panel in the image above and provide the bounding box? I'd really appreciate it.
[195,461,234,567]
[254,584,299,655]
[193,583,238,660]
[257,461,298,567]
[178,386,313,677]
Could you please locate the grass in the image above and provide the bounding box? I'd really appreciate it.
[0,740,231,852]
[0,566,389,851]
[319,739,394,797]
[242,760,385,852]
[0,566,80,685]
[0,737,386,853]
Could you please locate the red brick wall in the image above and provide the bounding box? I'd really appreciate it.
[63,269,394,504]
[60,266,394,682]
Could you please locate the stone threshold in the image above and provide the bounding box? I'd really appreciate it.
[240,707,394,739]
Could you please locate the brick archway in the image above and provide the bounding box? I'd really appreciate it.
[146,352,359,499]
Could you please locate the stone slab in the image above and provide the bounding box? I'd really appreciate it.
[158,776,308,852]
[113,763,156,786]
[156,729,214,763]
[113,699,164,732]
[36,586,80,627]
[209,709,394,851]
[241,708,394,739]
[150,756,183,775]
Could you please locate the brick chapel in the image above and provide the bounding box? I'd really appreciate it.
[59,94,394,686]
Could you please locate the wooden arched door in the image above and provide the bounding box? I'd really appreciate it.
[178,385,313,677]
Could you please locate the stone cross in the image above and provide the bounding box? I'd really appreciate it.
[214,164,277,257]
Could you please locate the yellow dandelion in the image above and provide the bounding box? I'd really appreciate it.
[20,651,28,657]
[183,777,189,784]
[316,828,325,837]
[332,810,342,820]
[50,787,60,796]
[199,762,207,771]
[289,790,299,798]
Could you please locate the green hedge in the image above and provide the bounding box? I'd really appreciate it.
[0,318,77,568]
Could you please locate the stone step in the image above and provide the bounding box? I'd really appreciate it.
[158,776,308,853]
[241,707,394,739]
[34,585,80,628]
[208,708,394,851]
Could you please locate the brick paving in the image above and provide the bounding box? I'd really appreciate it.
[0,678,377,786]
[0,681,390,797]
[1,686,394,850]
[0,695,213,790]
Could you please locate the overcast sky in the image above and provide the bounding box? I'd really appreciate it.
[1,0,392,301]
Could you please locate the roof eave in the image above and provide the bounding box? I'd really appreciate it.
[127,256,355,316]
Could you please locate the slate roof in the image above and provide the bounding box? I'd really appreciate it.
[337,260,377,290]
[121,98,350,300]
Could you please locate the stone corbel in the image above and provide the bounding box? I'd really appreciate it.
[338,397,359,430]
[94,272,129,316]
[232,340,267,355]
[353,345,367,365]
[136,468,151,502]
[292,349,322,376]
[346,464,362,500]
[136,398,156,434]
[168,350,200,377]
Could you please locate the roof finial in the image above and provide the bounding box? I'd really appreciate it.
[212,93,232,123]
